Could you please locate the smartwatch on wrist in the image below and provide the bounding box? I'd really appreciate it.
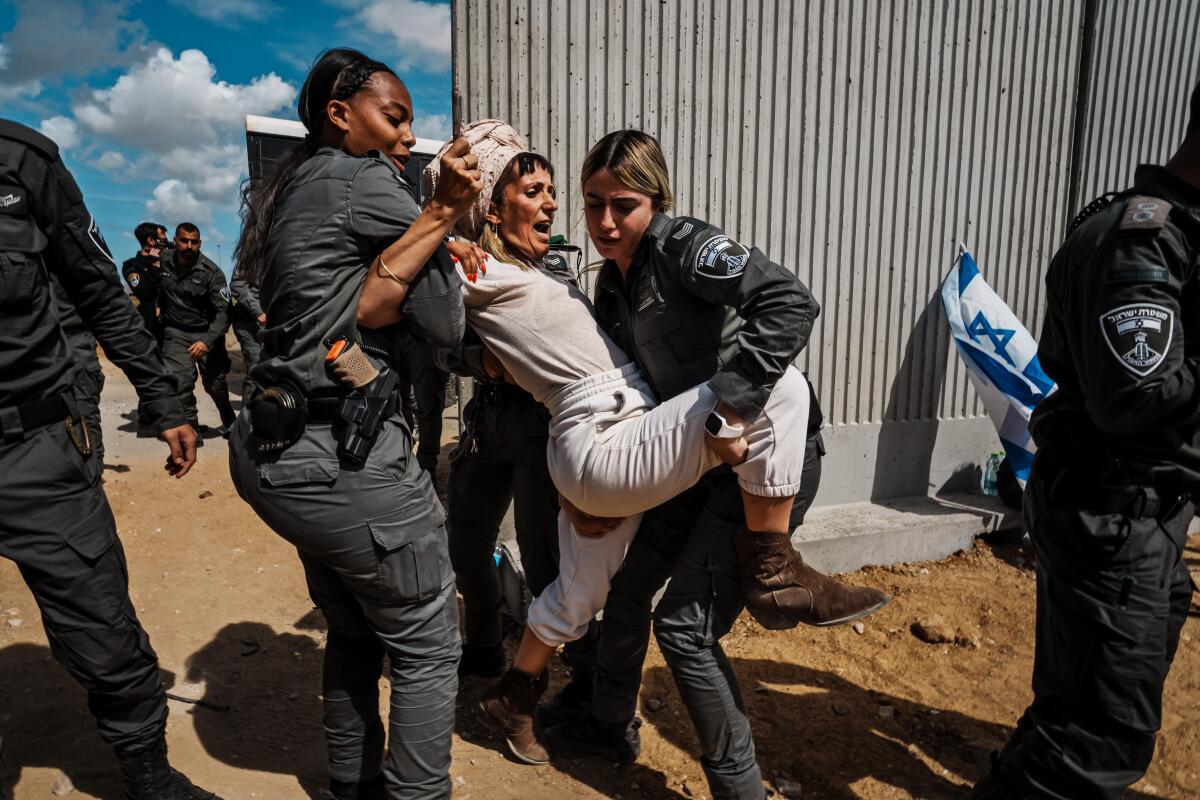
[704,409,745,438]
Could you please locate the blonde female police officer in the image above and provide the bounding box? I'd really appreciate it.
[228,49,481,800]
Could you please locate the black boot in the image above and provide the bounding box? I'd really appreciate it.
[541,715,641,764]
[329,773,385,800]
[534,676,592,729]
[116,739,222,800]
[458,642,505,679]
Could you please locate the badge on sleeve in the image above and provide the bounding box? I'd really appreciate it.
[128,272,141,288]
[87,214,117,266]
[1099,303,1173,376]
[220,286,231,302]
[695,235,749,279]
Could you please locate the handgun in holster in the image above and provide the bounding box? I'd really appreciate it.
[325,337,399,467]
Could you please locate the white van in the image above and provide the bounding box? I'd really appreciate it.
[243,115,443,201]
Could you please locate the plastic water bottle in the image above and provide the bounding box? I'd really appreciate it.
[981,452,1002,496]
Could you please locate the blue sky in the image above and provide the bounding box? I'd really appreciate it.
[0,0,453,273]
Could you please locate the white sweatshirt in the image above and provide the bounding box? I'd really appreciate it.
[457,257,631,404]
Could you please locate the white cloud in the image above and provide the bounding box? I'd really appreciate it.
[413,113,450,141]
[38,116,80,151]
[46,47,297,232]
[95,150,131,174]
[165,0,279,25]
[351,0,452,73]
[0,1,151,100]
[148,179,209,226]
[73,48,295,152]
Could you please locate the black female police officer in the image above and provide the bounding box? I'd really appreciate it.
[0,118,214,798]
[228,49,481,800]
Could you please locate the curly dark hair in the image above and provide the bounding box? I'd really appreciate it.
[234,48,396,287]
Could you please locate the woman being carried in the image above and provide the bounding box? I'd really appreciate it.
[431,121,889,763]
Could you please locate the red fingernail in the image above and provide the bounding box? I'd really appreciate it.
[451,256,459,263]
[470,273,476,283]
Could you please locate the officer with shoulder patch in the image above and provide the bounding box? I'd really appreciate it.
[228,261,265,404]
[972,81,1200,800]
[158,222,237,436]
[122,221,168,343]
[0,118,216,798]
[543,130,885,798]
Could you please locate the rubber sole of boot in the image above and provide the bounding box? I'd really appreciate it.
[748,593,892,630]
[477,700,550,766]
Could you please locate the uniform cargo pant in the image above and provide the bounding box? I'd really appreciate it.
[397,345,447,478]
[162,326,235,428]
[231,316,263,404]
[229,413,460,799]
[0,418,167,752]
[447,394,597,671]
[590,436,823,800]
[988,463,1195,799]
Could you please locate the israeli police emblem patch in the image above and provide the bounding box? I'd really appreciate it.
[128,272,140,288]
[1099,303,1173,376]
[220,286,231,302]
[695,235,749,279]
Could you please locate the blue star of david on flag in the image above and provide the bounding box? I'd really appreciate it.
[941,246,1056,487]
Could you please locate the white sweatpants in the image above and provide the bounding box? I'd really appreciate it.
[527,363,810,646]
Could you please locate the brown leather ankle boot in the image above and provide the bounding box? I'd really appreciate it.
[479,667,550,765]
[735,528,891,629]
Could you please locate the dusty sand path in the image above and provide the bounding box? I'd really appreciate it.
[1,350,1197,799]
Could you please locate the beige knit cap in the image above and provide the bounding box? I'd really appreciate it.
[422,119,527,240]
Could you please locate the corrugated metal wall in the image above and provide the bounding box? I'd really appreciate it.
[1071,0,1200,212]
[451,1,1199,502]
[453,0,1083,433]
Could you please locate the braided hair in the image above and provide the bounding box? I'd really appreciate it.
[235,48,396,287]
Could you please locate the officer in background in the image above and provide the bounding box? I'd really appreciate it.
[157,222,237,436]
[0,118,216,799]
[122,221,168,343]
[229,262,265,404]
[972,81,1200,799]
[49,276,106,462]
[438,244,598,696]
[123,221,169,437]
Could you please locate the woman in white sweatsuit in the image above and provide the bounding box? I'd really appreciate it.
[431,121,884,764]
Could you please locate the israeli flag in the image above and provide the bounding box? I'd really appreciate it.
[941,245,1055,487]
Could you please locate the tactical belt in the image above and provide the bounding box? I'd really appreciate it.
[304,392,402,423]
[0,393,71,437]
[477,383,525,405]
[164,322,209,333]
[1038,447,1182,520]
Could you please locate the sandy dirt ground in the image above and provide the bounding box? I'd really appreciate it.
[1,347,1198,799]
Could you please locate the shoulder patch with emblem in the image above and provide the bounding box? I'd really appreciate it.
[1120,196,1171,232]
[1099,303,1173,377]
[219,286,231,303]
[694,235,750,280]
[128,272,141,288]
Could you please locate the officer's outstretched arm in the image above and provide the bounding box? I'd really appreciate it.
[1074,234,1200,434]
[26,151,187,435]
[679,228,818,421]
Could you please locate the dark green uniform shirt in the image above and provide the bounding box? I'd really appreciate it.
[0,118,183,431]
[254,145,463,395]
[157,248,230,348]
[1032,165,1200,493]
